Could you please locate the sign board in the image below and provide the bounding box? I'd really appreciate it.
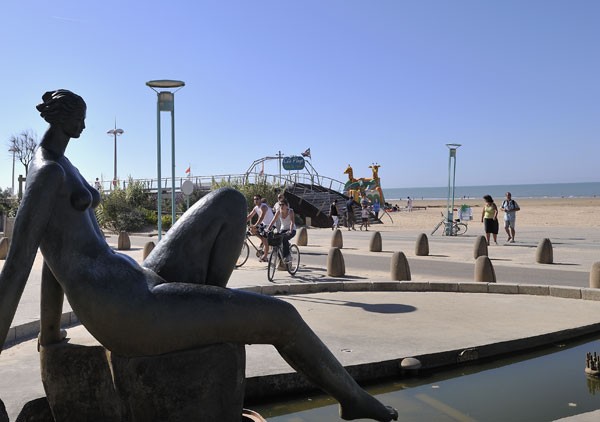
[181,180,194,196]
[282,156,305,171]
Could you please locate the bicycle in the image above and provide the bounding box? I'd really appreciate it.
[236,228,265,268]
[431,212,468,236]
[266,230,300,282]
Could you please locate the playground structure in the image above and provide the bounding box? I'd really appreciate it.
[343,164,385,206]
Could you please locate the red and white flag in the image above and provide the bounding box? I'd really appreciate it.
[185,166,191,174]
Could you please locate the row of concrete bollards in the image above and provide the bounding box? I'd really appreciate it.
[302,228,600,287]
[3,227,598,288]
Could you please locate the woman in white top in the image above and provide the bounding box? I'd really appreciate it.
[267,198,296,260]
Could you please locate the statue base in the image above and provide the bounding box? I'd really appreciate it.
[41,340,246,421]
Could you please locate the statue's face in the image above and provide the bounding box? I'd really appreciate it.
[64,109,86,138]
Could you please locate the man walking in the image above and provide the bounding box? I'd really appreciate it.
[501,192,520,243]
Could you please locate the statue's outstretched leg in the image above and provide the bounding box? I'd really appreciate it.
[142,187,246,287]
[275,315,398,422]
[142,284,397,422]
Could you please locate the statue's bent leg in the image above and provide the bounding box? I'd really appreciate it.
[143,187,246,287]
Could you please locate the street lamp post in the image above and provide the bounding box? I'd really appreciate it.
[107,124,124,190]
[8,146,16,196]
[445,143,461,235]
[146,79,185,240]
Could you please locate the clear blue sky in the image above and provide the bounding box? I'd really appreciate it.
[1,0,598,191]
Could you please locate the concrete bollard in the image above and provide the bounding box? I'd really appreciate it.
[117,231,131,251]
[590,262,600,289]
[415,233,429,256]
[142,241,156,260]
[390,251,411,281]
[0,237,8,260]
[400,357,422,373]
[474,235,488,259]
[536,238,553,264]
[327,247,345,277]
[331,229,343,249]
[474,255,496,283]
[369,231,382,252]
[296,227,308,246]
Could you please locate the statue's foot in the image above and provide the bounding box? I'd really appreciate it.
[339,394,398,421]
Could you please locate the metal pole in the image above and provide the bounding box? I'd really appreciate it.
[156,96,163,241]
[11,149,15,196]
[171,97,176,225]
[278,151,282,181]
[451,152,457,229]
[446,150,452,235]
[113,132,117,185]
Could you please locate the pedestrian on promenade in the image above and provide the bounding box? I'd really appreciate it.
[329,200,339,230]
[345,197,357,231]
[501,192,520,243]
[481,195,499,245]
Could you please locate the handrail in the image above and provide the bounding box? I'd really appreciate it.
[92,172,347,195]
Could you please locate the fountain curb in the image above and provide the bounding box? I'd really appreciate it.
[4,281,598,349]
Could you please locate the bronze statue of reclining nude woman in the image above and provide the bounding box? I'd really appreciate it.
[0,89,397,421]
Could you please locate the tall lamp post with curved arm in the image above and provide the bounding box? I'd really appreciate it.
[146,79,185,240]
[107,125,124,190]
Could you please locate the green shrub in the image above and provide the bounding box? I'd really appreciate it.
[161,214,172,230]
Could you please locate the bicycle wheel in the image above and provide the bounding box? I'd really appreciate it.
[431,221,443,236]
[455,223,468,235]
[235,241,250,268]
[286,244,300,275]
[267,248,278,281]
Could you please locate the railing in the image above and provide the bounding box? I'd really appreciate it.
[92,172,347,195]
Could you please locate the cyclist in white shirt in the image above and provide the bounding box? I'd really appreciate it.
[246,194,274,261]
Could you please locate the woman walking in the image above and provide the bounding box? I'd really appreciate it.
[481,195,499,245]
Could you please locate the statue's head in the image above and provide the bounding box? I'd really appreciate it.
[36,89,86,125]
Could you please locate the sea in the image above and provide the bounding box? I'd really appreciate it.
[383,182,600,201]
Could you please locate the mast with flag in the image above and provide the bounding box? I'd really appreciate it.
[301,148,311,159]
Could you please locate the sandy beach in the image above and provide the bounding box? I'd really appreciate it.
[378,197,600,231]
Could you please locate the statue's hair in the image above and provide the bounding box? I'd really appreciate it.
[36,89,86,124]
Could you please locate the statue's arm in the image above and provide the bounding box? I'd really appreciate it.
[0,163,63,352]
[39,260,65,347]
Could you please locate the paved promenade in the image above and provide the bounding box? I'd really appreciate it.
[2,226,600,421]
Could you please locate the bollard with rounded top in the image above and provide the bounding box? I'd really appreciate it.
[331,228,343,249]
[390,251,411,281]
[536,238,553,264]
[474,235,488,259]
[590,262,600,289]
[327,247,345,277]
[474,255,496,282]
[400,357,422,371]
[296,227,308,246]
[369,231,382,252]
[415,233,429,256]
[142,241,156,260]
[117,231,131,250]
[0,237,8,260]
